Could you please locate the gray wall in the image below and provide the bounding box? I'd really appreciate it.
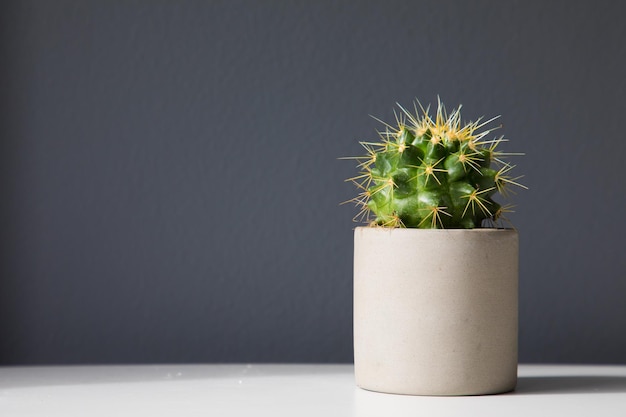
[1,0,624,364]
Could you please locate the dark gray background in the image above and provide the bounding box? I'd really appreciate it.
[1,0,624,364]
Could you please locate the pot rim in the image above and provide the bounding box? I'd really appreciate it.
[354,226,516,233]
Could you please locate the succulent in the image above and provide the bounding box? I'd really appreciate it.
[345,99,525,229]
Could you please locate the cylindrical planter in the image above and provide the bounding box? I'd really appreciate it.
[354,227,518,396]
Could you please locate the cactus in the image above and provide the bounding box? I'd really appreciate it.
[345,99,525,229]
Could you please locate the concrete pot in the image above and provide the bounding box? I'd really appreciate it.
[353,227,518,396]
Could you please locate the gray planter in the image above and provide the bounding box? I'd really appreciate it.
[354,227,519,396]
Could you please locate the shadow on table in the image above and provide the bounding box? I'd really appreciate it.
[514,376,626,395]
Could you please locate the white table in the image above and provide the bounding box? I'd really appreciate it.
[1,364,625,416]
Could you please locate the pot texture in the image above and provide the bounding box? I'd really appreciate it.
[353,227,518,396]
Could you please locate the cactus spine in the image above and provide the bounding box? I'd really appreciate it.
[346,99,524,229]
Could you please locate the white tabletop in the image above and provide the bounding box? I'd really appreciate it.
[1,364,625,416]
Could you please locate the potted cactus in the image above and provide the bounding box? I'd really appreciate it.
[346,99,525,396]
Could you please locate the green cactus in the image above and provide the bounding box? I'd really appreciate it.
[345,99,525,229]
